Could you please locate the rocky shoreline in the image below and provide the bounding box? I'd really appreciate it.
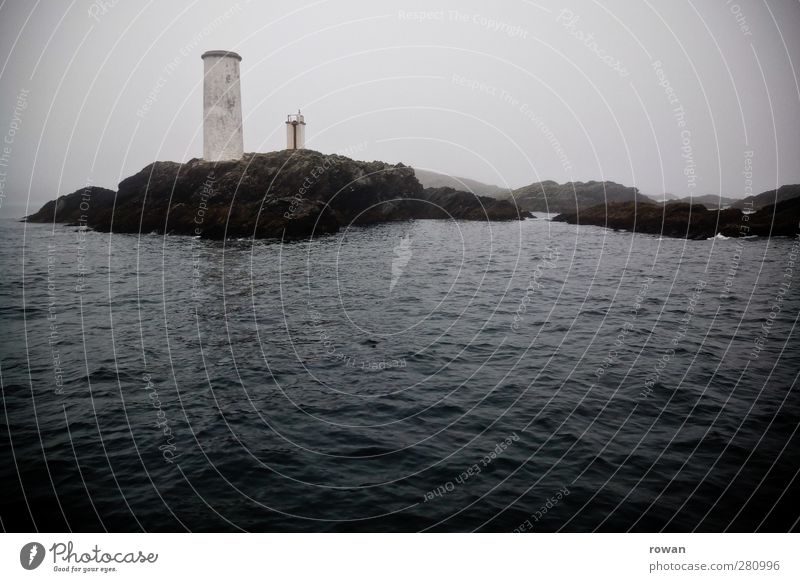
[25,151,799,241]
[552,197,800,239]
[24,150,530,239]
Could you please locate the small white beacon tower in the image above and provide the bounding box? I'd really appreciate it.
[201,50,244,161]
[286,110,306,150]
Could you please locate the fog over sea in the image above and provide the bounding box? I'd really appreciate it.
[1,216,798,532]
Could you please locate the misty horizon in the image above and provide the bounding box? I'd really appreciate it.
[1,0,799,214]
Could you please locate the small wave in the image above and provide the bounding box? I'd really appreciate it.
[577,306,610,317]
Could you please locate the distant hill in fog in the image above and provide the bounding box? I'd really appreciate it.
[412,168,508,197]
[497,180,657,214]
[662,194,738,208]
[652,186,800,210]
[657,187,800,210]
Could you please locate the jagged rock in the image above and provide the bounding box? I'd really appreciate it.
[25,186,116,225]
[552,198,800,239]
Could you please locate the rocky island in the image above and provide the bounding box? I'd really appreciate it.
[24,150,530,238]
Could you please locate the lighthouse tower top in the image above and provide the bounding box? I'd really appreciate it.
[286,110,306,150]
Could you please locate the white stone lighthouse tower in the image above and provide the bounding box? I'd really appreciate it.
[201,50,243,161]
[285,110,306,150]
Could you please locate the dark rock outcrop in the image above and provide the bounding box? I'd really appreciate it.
[552,198,800,239]
[25,186,117,224]
[730,184,800,210]
[499,180,657,213]
[413,187,532,221]
[748,196,800,236]
[25,150,528,238]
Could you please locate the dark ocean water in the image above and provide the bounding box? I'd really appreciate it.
[1,216,798,532]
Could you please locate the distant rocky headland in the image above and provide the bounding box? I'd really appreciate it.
[498,179,656,214]
[552,197,800,239]
[414,171,800,239]
[24,150,529,238]
[412,172,659,213]
[662,185,800,210]
[25,150,800,241]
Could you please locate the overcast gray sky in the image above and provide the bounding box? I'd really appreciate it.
[1,0,799,214]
